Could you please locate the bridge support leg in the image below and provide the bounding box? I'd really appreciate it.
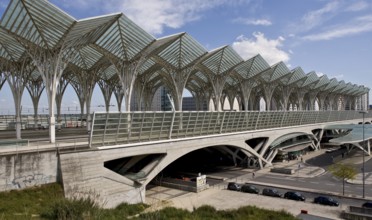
[312,129,324,150]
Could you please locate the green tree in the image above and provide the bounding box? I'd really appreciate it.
[328,162,358,195]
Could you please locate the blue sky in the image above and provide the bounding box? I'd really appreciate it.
[0,0,372,114]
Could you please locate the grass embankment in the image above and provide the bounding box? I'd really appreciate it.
[0,183,298,220]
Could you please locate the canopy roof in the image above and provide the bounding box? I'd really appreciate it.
[0,0,369,101]
[327,124,372,144]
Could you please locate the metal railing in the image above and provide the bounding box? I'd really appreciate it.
[0,114,89,130]
[90,111,372,147]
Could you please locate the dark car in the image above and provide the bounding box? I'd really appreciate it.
[241,184,259,194]
[314,196,339,206]
[262,188,282,197]
[227,182,241,191]
[362,201,372,208]
[284,191,306,201]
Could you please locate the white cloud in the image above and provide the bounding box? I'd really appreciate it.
[330,74,344,79]
[303,15,372,41]
[233,17,272,26]
[289,1,340,34]
[316,72,324,77]
[232,32,290,65]
[58,0,97,10]
[100,0,248,35]
[316,72,343,79]
[345,1,369,12]
[56,0,253,35]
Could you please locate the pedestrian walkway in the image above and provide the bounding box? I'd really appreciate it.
[267,150,327,178]
[266,148,372,183]
[331,149,372,185]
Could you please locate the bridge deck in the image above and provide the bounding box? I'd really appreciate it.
[90,111,369,147]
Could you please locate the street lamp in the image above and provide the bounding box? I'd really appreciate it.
[359,110,368,198]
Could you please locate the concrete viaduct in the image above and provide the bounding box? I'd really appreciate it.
[59,111,372,208]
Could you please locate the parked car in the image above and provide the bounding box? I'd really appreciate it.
[241,184,259,194]
[227,182,241,191]
[284,191,306,201]
[362,201,372,208]
[313,196,339,206]
[262,188,282,197]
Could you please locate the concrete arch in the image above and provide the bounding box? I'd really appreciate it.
[142,144,239,185]
[143,141,269,186]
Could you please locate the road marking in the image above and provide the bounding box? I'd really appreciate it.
[325,183,335,186]
[265,176,293,180]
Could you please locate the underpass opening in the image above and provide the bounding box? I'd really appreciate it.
[268,133,315,162]
[149,145,253,193]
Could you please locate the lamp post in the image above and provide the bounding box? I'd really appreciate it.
[360,110,368,198]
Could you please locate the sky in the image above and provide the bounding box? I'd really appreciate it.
[0,0,372,114]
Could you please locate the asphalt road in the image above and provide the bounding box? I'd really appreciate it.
[228,183,367,208]
[253,173,370,198]
[247,147,372,208]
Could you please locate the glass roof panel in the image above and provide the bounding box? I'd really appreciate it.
[332,80,346,93]
[286,67,306,85]
[95,14,154,61]
[1,0,45,47]
[324,78,339,91]
[340,82,354,94]
[270,62,290,82]
[201,46,243,75]
[194,71,209,83]
[314,75,330,90]
[0,29,25,62]
[138,59,157,74]
[29,68,41,81]
[225,75,238,86]
[157,33,206,69]
[2,0,75,48]
[233,54,269,79]
[79,46,103,70]
[100,65,117,80]
[148,71,161,82]
[65,14,120,47]
[0,45,11,61]
[355,86,368,95]
[302,71,319,87]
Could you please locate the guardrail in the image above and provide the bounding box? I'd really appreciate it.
[90,110,372,147]
[0,114,89,130]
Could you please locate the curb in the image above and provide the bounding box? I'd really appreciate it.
[246,180,372,202]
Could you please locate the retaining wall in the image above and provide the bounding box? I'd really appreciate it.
[0,151,59,191]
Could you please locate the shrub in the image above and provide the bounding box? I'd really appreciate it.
[41,197,100,220]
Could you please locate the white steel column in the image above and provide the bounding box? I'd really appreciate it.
[114,85,124,112]
[26,79,45,129]
[6,70,26,139]
[262,83,277,111]
[113,62,139,112]
[240,80,255,111]
[209,75,226,111]
[55,76,69,130]
[98,79,114,112]
[33,51,69,143]
[279,86,293,111]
